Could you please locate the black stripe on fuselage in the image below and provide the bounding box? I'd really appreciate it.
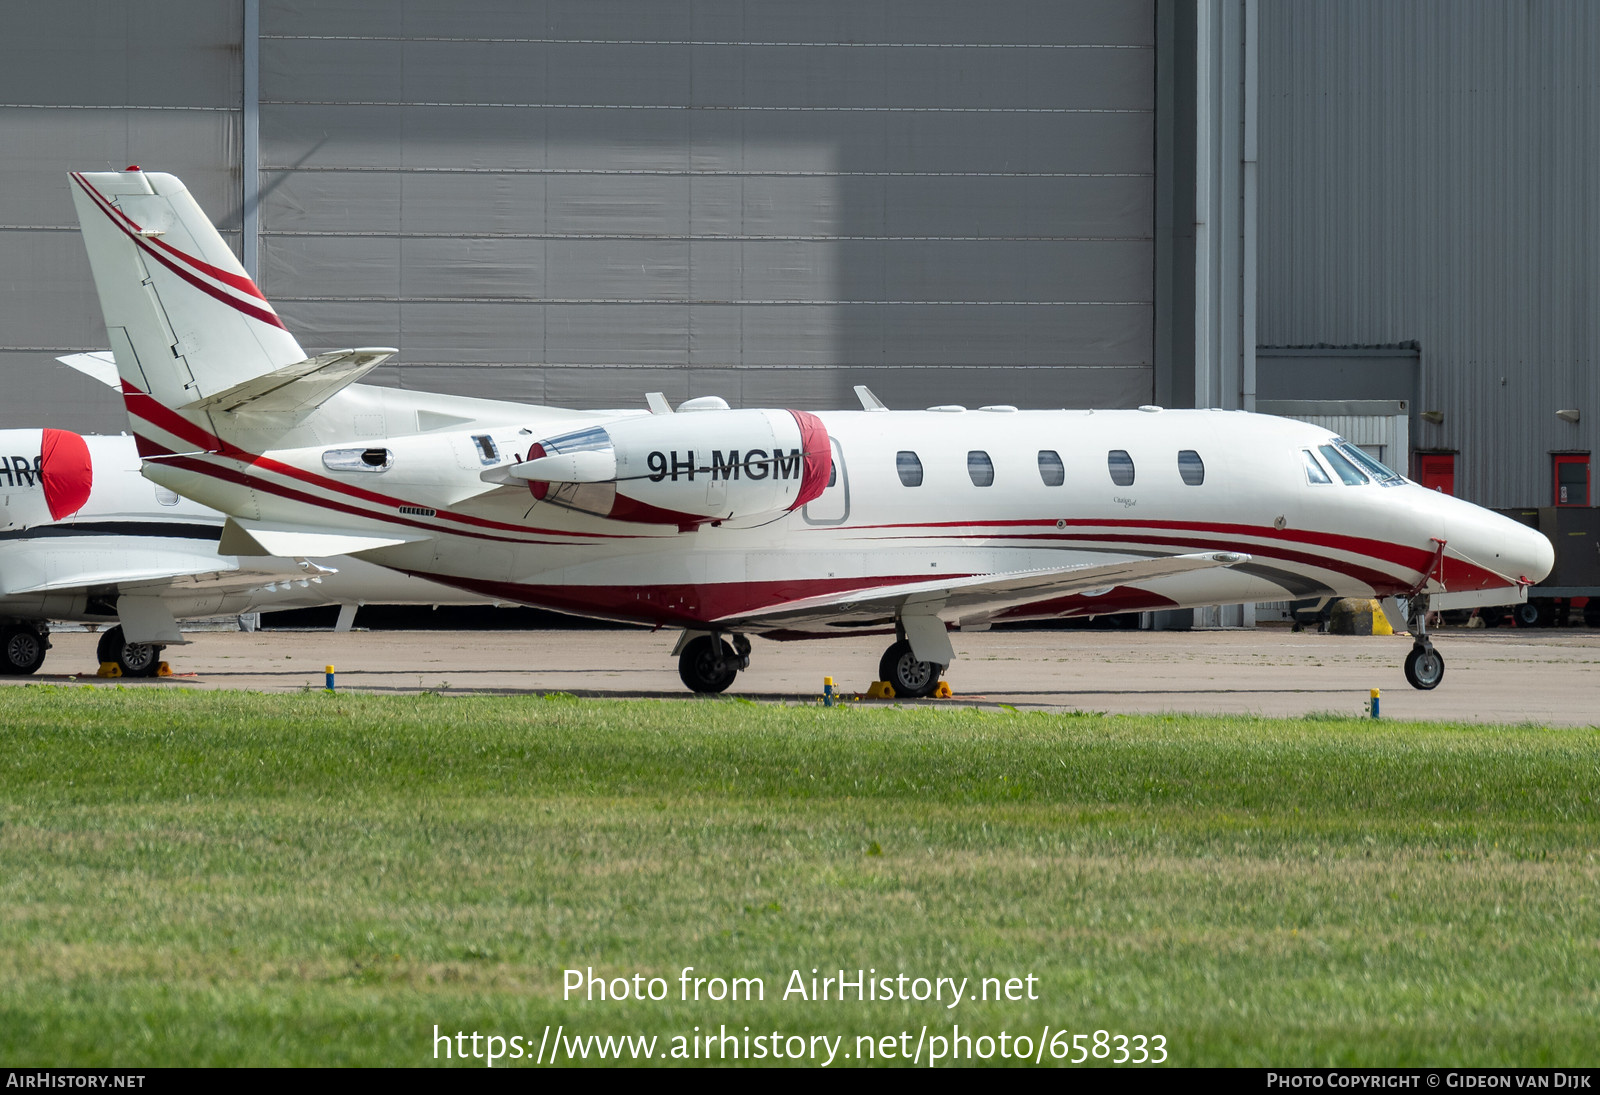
[1230,562,1338,599]
[0,521,221,543]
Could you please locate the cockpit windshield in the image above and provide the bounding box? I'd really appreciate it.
[1302,449,1332,484]
[1332,438,1405,486]
[1317,444,1369,485]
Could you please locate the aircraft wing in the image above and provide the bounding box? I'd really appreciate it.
[217,517,428,558]
[0,540,240,596]
[725,551,1251,630]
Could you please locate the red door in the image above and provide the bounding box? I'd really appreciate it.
[1554,453,1590,506]
[1417,453,1455,495]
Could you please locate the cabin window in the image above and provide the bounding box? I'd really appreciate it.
[1318,444,1369,485]
[967,450,995,487]
[896,451,923,487]
[1037,450,1065,487]
[1178,449,1205,486]
[322,447,393,472]
[1107,449,1135,487]
[827,462,837,488]
[472,434,500,464]
[1302,449,1332,485]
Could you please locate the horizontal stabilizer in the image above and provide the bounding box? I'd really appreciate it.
[219,517,425,558]
[183,347,397,415]
[56,351,122,389]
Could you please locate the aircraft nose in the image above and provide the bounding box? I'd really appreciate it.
[1515,519,1556,585]
[1462,506,1554,586]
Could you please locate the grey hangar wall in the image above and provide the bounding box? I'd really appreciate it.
[1,0,1234,432]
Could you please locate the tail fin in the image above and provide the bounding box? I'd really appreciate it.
[69,170,306,413]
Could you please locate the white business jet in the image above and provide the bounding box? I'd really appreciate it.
[0,420,475,676]
[67,169,1554,696]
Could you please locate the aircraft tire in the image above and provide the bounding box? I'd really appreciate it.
[1512,601,1543,628]
[678,636,738,694]
[0,625,48,676]
[98,626,163,678]
[1403,644,1444,691]
[879,640,943,699]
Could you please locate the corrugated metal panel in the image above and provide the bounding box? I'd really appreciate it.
[0,1,242,436]
[1258,0,1599,507]
[0,1,1157,429]
[254,1,1158,411]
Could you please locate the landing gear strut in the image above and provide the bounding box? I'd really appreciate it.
[879,639,945,699]
[1401,596,1445,690]
[677,632,750,694]
[97,625,165,678]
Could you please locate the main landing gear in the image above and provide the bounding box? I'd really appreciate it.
[97,625,166,678]
[0,623,50,675]
[879,639,946,699]
[672,629,950,699]
[677,632,751,694]
[1401,596,1445,690]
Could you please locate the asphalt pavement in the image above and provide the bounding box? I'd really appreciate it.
[11,624,1598,726]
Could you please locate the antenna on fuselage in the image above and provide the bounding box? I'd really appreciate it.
[645,392,672,414]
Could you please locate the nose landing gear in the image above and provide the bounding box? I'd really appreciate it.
[1401,596,1445,690]
[1404,643,1444,690]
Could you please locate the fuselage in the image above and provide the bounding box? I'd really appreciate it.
[63,167,1554,653]
[133,393,1556,636]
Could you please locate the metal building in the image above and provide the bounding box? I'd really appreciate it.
[1258,0,1598,512]
[0,0,1256,437]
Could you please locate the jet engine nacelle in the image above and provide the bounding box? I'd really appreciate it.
[0,428,94,530]
[517,408,832,527]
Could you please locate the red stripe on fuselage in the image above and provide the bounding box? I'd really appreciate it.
[397,570,961,629]
[836,516,1443,576]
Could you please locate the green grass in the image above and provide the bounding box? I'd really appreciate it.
[1,686,1596,1067]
